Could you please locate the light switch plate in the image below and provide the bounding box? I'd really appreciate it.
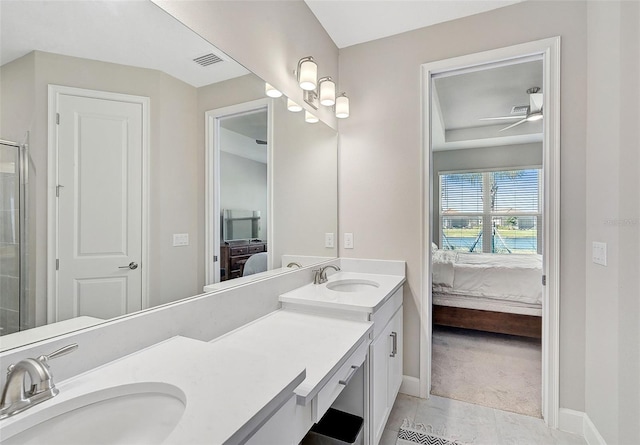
[592,241,607,266]
[344,233,354,249]
[325,233,334,248]
[173,233,189,247]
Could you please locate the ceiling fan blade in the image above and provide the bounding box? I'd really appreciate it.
[529,93,543,113]
[479,116,525,121]
[499,118,527,132]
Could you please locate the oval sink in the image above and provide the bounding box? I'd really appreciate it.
[2,383,186,445]
[326,279,380,292]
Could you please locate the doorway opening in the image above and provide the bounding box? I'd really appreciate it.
[205,99,272,285]
[420,37,560,426]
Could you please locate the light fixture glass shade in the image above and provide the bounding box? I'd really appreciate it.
[287,98,303,112]
[305,110,319,123]
[335,94,350,119]
[265,83,282,98]
[298,59,317,91]
[319,78,336,106]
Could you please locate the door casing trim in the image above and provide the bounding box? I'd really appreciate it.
[419,36,561,427]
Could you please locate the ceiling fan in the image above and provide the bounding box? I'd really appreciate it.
[480,87,543,132]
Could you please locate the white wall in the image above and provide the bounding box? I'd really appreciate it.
[584,2,640,443]
[337,0,588,412]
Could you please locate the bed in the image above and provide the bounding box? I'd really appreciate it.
[431,248,542,338]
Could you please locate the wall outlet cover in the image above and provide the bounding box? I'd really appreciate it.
[325,232,334,248]
[173,233,189,247]
[344,232,354,249]
[592,241,607,266]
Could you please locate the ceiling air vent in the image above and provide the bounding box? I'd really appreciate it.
[193,53,223,67]
[511,105,529,114]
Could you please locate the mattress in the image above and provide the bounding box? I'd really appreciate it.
[432,251,543,306]
[432,291,542,316]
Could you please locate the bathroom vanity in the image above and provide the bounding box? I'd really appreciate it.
[0,259,405,445]
[280,266,405,445]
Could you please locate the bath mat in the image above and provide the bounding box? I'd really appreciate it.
[396,419,471,445]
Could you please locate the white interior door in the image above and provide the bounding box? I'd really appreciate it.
[54,90,145,322]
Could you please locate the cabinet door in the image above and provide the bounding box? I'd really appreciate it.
[370,324,390,445]
[388,308,403,404]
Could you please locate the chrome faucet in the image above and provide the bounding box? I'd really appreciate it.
[313,264,341,284]
[286,262,302,269]
[0,343,78,419]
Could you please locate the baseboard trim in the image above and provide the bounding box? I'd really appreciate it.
[558,408,586,436]
[558,408,606,445]
[583,413,607,445]
[400,375,420,397]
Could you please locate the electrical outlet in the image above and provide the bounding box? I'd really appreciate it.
[173,233,189,247]
[592,241,607,266]
[325,233,334,248]
[344,232,354,249]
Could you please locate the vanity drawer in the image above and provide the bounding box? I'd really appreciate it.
[312,337,369,423]
[248,244,265,254]
[371,287,403,339]
[230,246,249,256]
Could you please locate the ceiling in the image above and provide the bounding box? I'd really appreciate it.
[304,0,525,49]
[0,0,249,87]
[431,58,543,150]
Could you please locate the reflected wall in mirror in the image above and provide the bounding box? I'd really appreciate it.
[0,0,338,351]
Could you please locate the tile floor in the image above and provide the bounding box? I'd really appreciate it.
[379,394,587,445]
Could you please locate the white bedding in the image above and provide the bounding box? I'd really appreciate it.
[432,251,542,306]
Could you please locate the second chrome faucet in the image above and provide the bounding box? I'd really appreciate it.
[312,264,341,284]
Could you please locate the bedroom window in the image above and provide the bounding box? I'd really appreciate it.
[439,168,541,254]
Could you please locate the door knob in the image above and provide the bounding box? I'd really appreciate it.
[119,262,138,270]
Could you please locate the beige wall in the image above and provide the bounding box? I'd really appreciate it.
[272,97,338,266]
[585,2,640,443]
[338,0,588,412]
[1,51,201,318]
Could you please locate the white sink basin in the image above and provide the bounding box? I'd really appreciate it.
[2,382,186,445]
[326,279,380,292]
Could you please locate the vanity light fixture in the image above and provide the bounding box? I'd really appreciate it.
[305,110,319,124]
[287,98,303,112]
[335,93,350,119]
[265,82,283,98]
[297,56,317,91]
[318,77,336,107]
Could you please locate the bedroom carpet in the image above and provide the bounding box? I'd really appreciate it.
[431,325,541,418]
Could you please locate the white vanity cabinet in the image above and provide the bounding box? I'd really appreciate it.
[279,269,406,445]
[370,287,403,445]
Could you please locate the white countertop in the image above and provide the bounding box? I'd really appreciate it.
[279,271,406,313]
[211,309,373,403]
[0,310,372,444]
[0,336,306,445]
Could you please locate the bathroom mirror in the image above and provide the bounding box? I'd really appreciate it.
[0,0,337,350]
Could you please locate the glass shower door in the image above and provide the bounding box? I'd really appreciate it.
[0,142,21,336]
